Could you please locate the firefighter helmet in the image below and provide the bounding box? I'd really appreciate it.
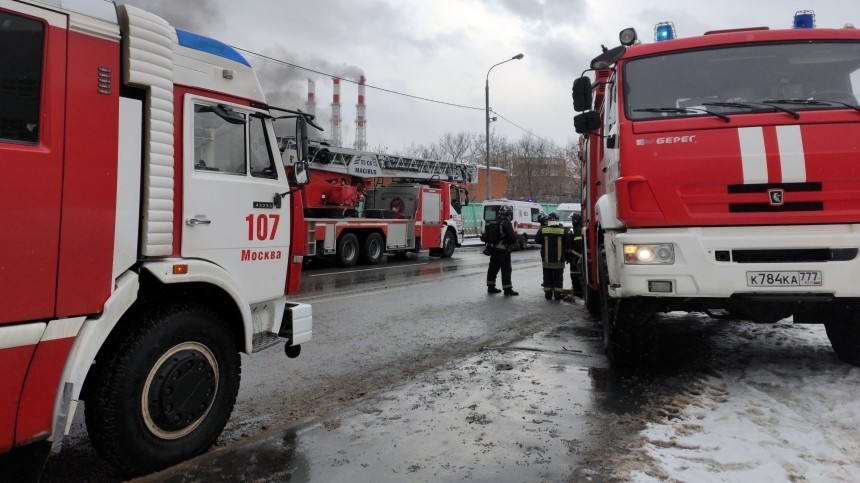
[498,204,513,218]
[537,212,548,225]
[548,212,559,221]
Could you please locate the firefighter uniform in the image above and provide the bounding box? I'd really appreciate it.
[483,205,519,296]
[534,214,571,300]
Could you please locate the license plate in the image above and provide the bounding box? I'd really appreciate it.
[746,271,822,287]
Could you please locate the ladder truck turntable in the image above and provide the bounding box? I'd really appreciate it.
[284,141,476,267]
[1,0,317,476]
[572,12,860,370]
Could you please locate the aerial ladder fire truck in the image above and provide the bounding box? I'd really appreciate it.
[572,11,860,370]
[283,141,477,266]
[0,0,316,477]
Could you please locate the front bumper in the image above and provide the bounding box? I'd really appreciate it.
[606,224,860,299]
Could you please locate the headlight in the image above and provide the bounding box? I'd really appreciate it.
[623,244,674,264]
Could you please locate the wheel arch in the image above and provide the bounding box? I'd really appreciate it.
[138,260,249,352]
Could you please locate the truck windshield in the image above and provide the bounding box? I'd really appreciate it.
[624,41,860,121]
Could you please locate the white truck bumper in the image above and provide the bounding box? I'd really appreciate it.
[606,224,860,299]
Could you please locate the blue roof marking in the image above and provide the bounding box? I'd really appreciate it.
[176,29,250,67]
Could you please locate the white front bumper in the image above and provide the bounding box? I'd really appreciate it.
[606,225,860,298]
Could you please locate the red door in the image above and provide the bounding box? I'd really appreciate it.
[0,5,67,323]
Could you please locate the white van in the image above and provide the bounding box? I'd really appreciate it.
[481,199,544,249]
[554,202,582,229]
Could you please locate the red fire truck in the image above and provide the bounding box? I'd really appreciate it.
[572,12,860,369]
[285,142,475,266]
[0,0,314,476]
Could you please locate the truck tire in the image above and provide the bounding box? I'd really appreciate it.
[824,300,860,366]
[336,232,359,267]
[518,234,527,250]
[85,303,240,476]
[440,229,456,258]
[584,284,601,318]
[361,233,384,265]
[598,246,658,370]
[581,259,601,318]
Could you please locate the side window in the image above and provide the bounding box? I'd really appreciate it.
[0,12,44,144]
[193,104,246,175]
[249,115,277,179]
[531,208,540,222]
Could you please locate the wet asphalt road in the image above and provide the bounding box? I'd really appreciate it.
[39,242,731,481]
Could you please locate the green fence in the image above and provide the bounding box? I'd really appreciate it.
[461,203,558,236]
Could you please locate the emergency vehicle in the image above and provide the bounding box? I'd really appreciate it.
[481,199,545,249]
[572,12,860,369]
[0,0,314,476]
[283,141,475,266]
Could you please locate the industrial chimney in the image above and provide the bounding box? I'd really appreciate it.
[306,78,316,116]
[354,75,367,150]
[330,77,342,147]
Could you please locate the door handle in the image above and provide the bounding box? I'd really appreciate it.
[186,218,211,226]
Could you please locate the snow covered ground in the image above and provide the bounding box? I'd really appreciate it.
[631,314,860,482]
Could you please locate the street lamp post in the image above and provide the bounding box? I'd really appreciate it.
[485,53,524,201]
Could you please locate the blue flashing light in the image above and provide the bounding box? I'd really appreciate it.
[176,29,250,66]
[654,21,676,41]
[793,10,815,29]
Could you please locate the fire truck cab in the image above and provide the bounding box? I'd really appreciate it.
[1,0,313,476]
[573,12,860,369]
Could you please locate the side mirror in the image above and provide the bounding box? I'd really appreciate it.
[590,45,626,70]
[574,111,601,134]
[293,160,309,185]
[462,189,470,206]
[295,117,309,163]
[572,77,593,112]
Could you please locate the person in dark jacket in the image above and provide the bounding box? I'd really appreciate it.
[535,212,571,300]
[482,204,519,296]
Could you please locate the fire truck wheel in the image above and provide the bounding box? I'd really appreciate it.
[336,232,360,267]
[582,259,601,318]
[361,233,384,265]
[85,303,240,476]
[598,246,658,370]
[824,301,860,366]
[440,229,456,258]
[584,284,601,319]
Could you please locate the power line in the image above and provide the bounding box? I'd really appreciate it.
[233,45,561,146]
[491,110,562,149]
[234,47,485,112]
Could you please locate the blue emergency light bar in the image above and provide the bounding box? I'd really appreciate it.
[793,10,815,29]
[654,21,676,41]
[176,29,251,66]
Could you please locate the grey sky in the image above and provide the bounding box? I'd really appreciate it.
[119,0,857,153]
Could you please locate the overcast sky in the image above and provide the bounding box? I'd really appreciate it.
[120,0,857,153]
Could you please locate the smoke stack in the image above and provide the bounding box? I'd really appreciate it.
[331,77,342,147]
[306,78,316,116]
[354,75,367,150]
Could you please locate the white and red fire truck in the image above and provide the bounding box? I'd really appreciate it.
[0,0,315,476]
[285,142,475,266]
[572,12,860,369]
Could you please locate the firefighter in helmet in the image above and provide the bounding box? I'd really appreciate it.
[482,204,519,295]
[534,211,571,300]
[537,212,548,227]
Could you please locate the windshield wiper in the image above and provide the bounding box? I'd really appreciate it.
[702,101,799,120]
[763,98,860,113]
[633,107,730,122]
